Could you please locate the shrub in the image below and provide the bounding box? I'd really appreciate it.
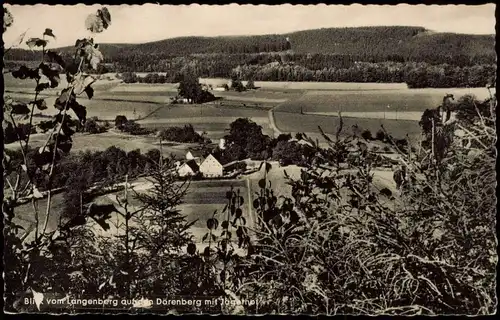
[159,124,204,143]
[84,117,107,134]
[115,115,128,129]
[121,120,151,135]
[375,129,386,141]
[361,129,372,140]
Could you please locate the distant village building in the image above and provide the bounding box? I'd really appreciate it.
[213,86,227,92]
[199,154,224,178]
[219,138,226,150]
[186,150,205,166]
[177,159,199,177]
[177,151,229,178]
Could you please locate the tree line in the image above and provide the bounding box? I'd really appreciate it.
[110,56,495,88]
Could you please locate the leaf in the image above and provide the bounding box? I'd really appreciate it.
[61,122,76,137]
[318,126,333,143]
[206,218,216,230]
[43,28,56,39]
[31,289,44,311]
[253,199,260,209]
[98,7,112,29]
[85,13,104,33]
[72,73,96,95]
[39,62,61,88]
[33,186,44,199]
[26,37,48,49]
[265,162,272,173]
[69,102,87,124]
[203,246,210,257]
[379,188,393,198]
[30,99,47,110]
[257,162,264,172]
[55,135,73,154]
[88,46,103,70]
[202,233,208,242]
[35,83,50,92]
[235,208,242,218]
[37,120,56,132]
[4,8,13,32]
[258,179,266,189]
[54,88,75,110]
[10,102,30,115]
[12,66,40,80]
[33,151,53,167]
[187,243,196,255]
[84,86,94,99]
[87,203,118,231]
[46,51,66,69]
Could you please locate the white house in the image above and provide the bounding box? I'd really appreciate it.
[219,138,226,150]
[199,154,223,178]
[177,159,199,177]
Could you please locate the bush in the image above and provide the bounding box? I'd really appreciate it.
[84,117,107,134]
[115,115,128,129]
[375,129,386,141]
[121,120,151,135]
[159,124,203,143]
[361,129,372,140]
[239,93,497,315]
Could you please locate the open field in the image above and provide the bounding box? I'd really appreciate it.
[3,73,122,93]
[274,111,423,140]
[306,111,424,121]
[199,78,409,91]
[6,74,492,148]
[4,130,190,159]
[276,87,494,114]
[13,178,249,244]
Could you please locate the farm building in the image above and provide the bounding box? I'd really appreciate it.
[186,150,205,166]
[177,159,200,177]
[213,86,228,92]
[199,154,224,178]
[219,138,226,150]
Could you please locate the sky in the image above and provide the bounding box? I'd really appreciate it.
[3,4,497,49]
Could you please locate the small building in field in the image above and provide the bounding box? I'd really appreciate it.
[219,138,226,150]
[177,159,199,177]
[199,154,224,178]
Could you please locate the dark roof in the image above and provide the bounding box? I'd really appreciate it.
[187,149,204,157]
[183,159,199,172]
[207,153,227,165]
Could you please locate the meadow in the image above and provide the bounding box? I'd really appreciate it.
[5,73,491,145]
[274,111,423,140]
[199,78,409,91]
[276,87,494,115]
[13,178,251,245]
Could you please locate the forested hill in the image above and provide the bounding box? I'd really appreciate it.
[5,26,495,64]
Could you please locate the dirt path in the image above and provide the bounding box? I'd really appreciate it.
[268,108,283,138]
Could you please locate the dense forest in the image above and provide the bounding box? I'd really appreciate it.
[4,26,496,88]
